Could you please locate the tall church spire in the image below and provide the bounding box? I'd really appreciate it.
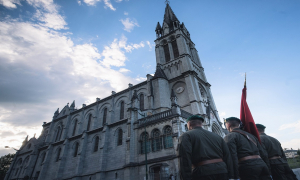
[163,3,179,29]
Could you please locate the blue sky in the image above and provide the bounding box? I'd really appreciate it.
[0,0,300,156]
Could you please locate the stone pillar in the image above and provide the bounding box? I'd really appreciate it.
[184,74,202,114]
[38,145,54,180]
[45,121,55,143]
[99,124,110,179]
[62,115,71,140]
[176,34,189,56]
[55,139,69,180]
[168,40,174,61]
[75,132,88,180]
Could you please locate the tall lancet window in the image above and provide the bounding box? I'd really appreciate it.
[140,132,150,154]
[140,94,144,111]
[152,129,162,152]
[120,101,125,120]
[87,114,92,131]
[74,142,79,157]
[163,42,170,62]
[163,126,173,148]
[171,39,179,58]
[72,119,77,136]
[56,148,61,162]
[103,108,107,125]
[94,136,99,152]
[55,126,61,142]
[117,129,123,146]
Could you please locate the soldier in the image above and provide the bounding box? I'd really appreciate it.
[256,124,297,180]
[177,115,234,180]
[224,117,271,180]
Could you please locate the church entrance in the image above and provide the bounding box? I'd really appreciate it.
[153,166,161,180]
[149,163,170,180]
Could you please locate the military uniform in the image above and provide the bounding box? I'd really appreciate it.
[224,118,271,180]
[257,124,297,180]
[177,115,234,180]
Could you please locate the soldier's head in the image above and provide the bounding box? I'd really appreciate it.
[186,115,204,130]
[256,124,266,134]
[224,117,241,132]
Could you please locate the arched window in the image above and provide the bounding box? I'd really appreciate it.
[40,152,46,165]
[117,129,123,146]
[120,101,124,120]
[103,108,107,126]
[140,132,150,154]
[94,136,99,152]
[171,39,179,58]
[152,129,162,152]
[56,148,61,162]
[140,94,144,111]
[72,119,77,136]
[163,42,170,62]
[74,143,79,157]
[87,114,92,131]
[55,126,61,142]
[163,126,173,148]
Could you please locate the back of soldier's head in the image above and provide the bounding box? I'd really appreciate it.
[256,124,266,133]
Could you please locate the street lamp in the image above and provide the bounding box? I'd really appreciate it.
[5,146,18,151]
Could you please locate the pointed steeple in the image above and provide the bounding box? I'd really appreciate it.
[70,100,75,111]
[163,3,179,29]
[153,64,168,80]
[53,108,59,119]
[156,22,162,31]
[131,90,138,101]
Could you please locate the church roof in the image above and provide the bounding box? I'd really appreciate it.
[153,65,168,80]
[163,3,179,27]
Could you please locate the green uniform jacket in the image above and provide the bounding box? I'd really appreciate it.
[260,133,288,164]
[177,127,234,180]
[224,128,271,179]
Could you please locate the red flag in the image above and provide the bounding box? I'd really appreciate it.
[240,76,261,143]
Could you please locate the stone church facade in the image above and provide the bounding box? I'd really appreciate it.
[5,3,224,180]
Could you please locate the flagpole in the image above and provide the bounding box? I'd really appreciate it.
[244,72,246,87]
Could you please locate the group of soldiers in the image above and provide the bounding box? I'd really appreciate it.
[177,115,298,180]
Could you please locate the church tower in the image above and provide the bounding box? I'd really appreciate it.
[153,2,223,134]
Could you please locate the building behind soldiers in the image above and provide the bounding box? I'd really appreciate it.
[5,3,224,180]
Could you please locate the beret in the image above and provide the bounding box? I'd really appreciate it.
[256,124,266,129]
[187,115,204,122]
[224,117,241,123]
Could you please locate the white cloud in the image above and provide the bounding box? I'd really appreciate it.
[0,17,145,155]
[119,68,130,73]
[78,0,82,5]
[101,35,144,67]
[124,11,128,15]
[146,41,155,51]
[83,0,116,11]
[135,76,147,82]
[279,120,300,133]
[25,0,68,30]
[0,0,21,8]
[83,0,100,6]
[120,18,139,32]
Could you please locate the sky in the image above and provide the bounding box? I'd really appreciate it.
[0,0,300,156]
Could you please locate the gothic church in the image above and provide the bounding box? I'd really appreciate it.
[5,3,224,180]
